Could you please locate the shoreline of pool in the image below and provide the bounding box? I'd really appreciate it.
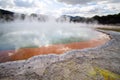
[0,32,110,63]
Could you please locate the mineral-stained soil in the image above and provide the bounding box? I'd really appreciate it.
[0,30,120,80]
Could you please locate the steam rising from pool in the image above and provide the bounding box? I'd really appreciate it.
[0,20,103,51]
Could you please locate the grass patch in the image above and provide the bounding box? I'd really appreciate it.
[97,27,120,32]
[90,67,120,80]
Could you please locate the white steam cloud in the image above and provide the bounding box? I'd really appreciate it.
[0,17,102,51]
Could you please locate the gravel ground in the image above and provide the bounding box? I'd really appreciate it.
[0,30,120,80]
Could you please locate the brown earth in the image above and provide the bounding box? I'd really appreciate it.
[0,38,109,63]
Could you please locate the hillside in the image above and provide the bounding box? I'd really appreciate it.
[0,9,14,21]
[93,13,120,24]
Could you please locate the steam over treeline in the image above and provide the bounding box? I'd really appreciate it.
[0,9,48,22]
[0,9,120,24]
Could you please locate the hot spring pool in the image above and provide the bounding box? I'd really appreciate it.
[0,22,109,62]
[0,22,104,50]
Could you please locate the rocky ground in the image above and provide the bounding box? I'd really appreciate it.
[0,30,120,80]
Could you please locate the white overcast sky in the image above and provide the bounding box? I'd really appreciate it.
[0,0,120,17]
